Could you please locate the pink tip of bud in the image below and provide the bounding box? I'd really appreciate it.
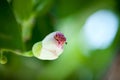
[54,32,66,46]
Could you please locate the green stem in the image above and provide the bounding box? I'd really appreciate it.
[0,49,33,57]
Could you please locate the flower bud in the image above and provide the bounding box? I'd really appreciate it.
[32,31,66,60]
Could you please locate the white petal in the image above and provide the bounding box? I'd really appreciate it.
[42,32,57,44]
[38,47,63,60]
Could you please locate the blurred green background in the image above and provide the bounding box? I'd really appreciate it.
[0,0,120,80]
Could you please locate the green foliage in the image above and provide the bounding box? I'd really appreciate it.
[12,0,34,22]
[0,0,24,51]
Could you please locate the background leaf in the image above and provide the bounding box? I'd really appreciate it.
[0,0,24,51]
[12,0,34,22]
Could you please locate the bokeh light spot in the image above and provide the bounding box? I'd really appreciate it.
[83,10,119,49]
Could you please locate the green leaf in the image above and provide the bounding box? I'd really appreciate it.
[12,0,34,22]
[12,0,35,42]
[0,0,24,51]
[34,0,54,16]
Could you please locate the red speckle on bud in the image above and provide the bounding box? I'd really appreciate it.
[54,32,66,46]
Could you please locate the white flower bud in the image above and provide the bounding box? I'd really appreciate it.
[32,31,66,60]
